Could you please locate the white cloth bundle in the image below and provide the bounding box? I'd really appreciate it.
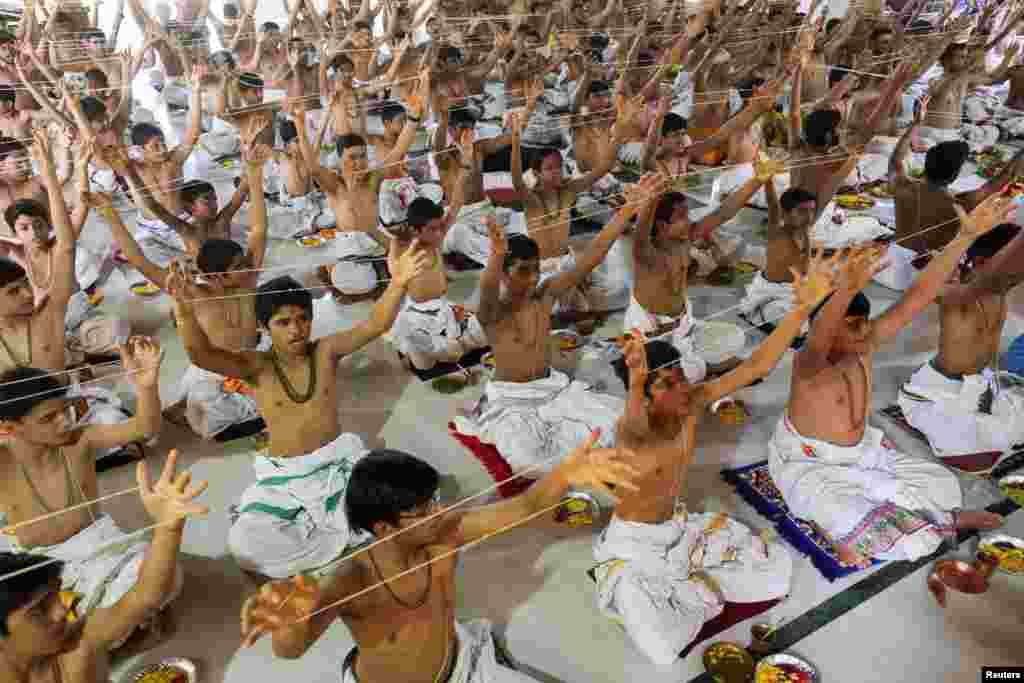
[467,369,624,474]
[899,361,1024,459]
[593,512,792,667]
[622,296,706,383]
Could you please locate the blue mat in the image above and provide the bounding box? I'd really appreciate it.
[721,461,881,581]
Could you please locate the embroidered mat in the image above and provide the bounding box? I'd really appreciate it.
[721,461,880,581]
[878,404,1022,475]
[448,422,534,499]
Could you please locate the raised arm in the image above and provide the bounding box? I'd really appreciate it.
[291,101,342,195]
[93,197,168,289]
[241,140,270,271]
[872,194,1016,341]
[692,72,788,161]
[30,131,75,305]
[545,176,656,295]
[889,96,926,184]
[377,70,429,169]
[319,240,429,361]
[641,95,671,172]
[82,338,163,450]
[700,248,842,404]
[815,146,863,218]
[169,263,265,379]
[170,65,206,165]
[475,216,509,330]
[84,452,206,650]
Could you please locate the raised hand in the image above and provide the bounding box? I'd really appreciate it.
[838,244,888,293]
[241,575,320,648]
[457,127,476,164]
[191,63,208,87]
[29,129,54,168]
[956,193,1015,239]
[387,238,431,287]
[792,247,842,309]
[138,449,210,526]
[98,144,132,174]
[120,336,163,388]
[404,69,430,121]
[560,430,640,504]
[166,259,203,310]
[621,329,649,382]
[486,215,507,263]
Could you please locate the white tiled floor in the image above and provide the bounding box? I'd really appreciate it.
[68,142,1024,682]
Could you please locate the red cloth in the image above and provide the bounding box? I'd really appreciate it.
[449,422,533,498]
[679,598,781,659]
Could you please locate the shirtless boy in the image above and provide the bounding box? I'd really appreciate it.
[389,195,494,372]
[627,159,784,371]
[468,180,660,475]
[291,73,427,293]
[241,433,638,683]
[599,248,843,665]
[0,337,168,650]
[891,98,1024,255]
[166,241,429,580]
[0,450,206,683]
[770,196,1014,569]
[899,223,1024,462]
[94,144,271,440]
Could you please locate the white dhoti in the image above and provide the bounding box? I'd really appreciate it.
[228,433,370,578]
[441,199,527,266]
[472,369,623,474]
[65,293,131,360]
[917,125,962,147]
[331,231,388,296]
[391,297,488,370]
[593,512,792,667]
[622,296,706,383]
[739,273,807,334]
[899,361,1024,459]
[378,178,444,230]
[340,619,535,683]
[134,214,189,267]
[88,163,121,195]
[11,514,183,647]
[768,414,962,561]
[539,248,628,314]
[960,123,1001,152]
[711,163,789,209]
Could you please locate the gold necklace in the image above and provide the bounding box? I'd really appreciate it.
[270,346,317,404]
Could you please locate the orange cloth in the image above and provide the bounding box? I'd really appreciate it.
[688,127,727,166]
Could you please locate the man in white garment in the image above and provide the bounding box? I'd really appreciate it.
[241,435,640,683]
[770,198,1012,568]
[899,223,1024,461]
[597,248,842,667]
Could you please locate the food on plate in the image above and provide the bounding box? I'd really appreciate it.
[999,477,1024,505]
[835,194,875,210]
[319,228,337,239]
[130,281,161,297]
[978,538,1024,574]
[299,236,326,248]
[756,663,814,683]
[136,669,188,683]
[715,400,750,426]
[867,183,894,198]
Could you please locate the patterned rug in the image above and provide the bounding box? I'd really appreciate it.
[879,404,1023,475]
[721,461,880,582]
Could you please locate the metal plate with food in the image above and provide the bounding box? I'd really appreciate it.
[755,652,819,683]
[551,330,582,351]
[130,281,162,298]
[703,642,755,683]
[431,373,472,394]
[977,534,1024,575]
[554,491,601,527]
[998,474,1024,506]
[297,235,327,249]
[131,657,198,683]
[835,194,875,210]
